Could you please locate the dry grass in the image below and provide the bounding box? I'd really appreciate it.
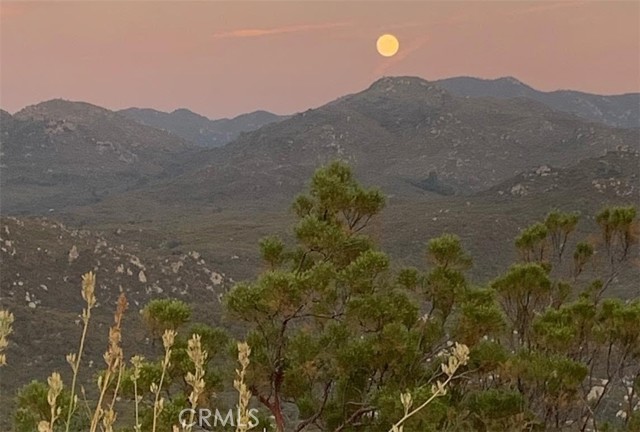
[37,372,63,432]
[152,328,175,432]
[234,342,252,432]
[129,355,144,432]
[4,270,473,432]
[184,334,207,432]
[90,292,127,432]
[389,342,469,432]
[2,271,254,432]
[64,271,96,432]
[0,309,14,367]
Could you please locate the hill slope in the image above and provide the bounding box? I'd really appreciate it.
[119,107,286,147]
[483,150,639,201]
[1,100,197,213]
[436,76,640,128]
[0,215,230,419]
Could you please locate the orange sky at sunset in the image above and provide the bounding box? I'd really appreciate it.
[1,1,638,119]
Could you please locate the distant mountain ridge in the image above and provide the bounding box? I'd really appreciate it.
[133,76,638,207]
[435,76,640,128]
[1,99,197,213]
[2,76,638,216]
[119,107,287,147]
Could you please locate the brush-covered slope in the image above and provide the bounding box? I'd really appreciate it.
[1,100,197,213]
[0,215,230,410]
[380,150,639,295]
[484,150,639,201]
[436,76,640,129]
[119,107,286,147]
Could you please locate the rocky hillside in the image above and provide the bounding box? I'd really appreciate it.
[484,150,639,201]
[1,100,198,213]
[436,76,640,129]
[0,215,230,407]
[119,107,286,147]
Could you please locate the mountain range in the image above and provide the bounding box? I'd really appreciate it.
[2,75,638,224]
[117,76,638,209]
[1,100,197,213]
[1,75,633,283]
[435,76,640,129]
[119,107,286,147]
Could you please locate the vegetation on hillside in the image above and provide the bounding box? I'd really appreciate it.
[2,162,638,431]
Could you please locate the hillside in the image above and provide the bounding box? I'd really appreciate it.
[0,215,230,417]
[3,78,639,287]
[483,149,639,201]
[66,152,639,298]
[383,150,639,282]
[436,76,640,128]
[1,100,197,214]
[119,107,286,147]
[4,79,638,287]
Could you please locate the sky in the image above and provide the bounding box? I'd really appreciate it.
[1,1,639,119]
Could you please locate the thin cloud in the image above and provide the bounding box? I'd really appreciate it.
[504,1,583,17]
[212,22,351,39]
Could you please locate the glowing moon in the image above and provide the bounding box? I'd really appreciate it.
[376,34,399,57]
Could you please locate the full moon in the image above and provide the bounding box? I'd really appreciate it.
[376,34,399,57]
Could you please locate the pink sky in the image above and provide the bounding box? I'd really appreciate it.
[1,1,639,119]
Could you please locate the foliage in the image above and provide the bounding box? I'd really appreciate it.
[223,164,639,431]
[6,162,639,432]
[545,210,579,262]
[13,380,87,432]
[515,222,548,262]
[141,298,192,341]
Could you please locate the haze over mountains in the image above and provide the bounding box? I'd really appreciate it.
[119,107,286,147]
[1,75,638,215]
[1,100,198,213]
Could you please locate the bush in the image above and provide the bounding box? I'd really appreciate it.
[141,299,192,340]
